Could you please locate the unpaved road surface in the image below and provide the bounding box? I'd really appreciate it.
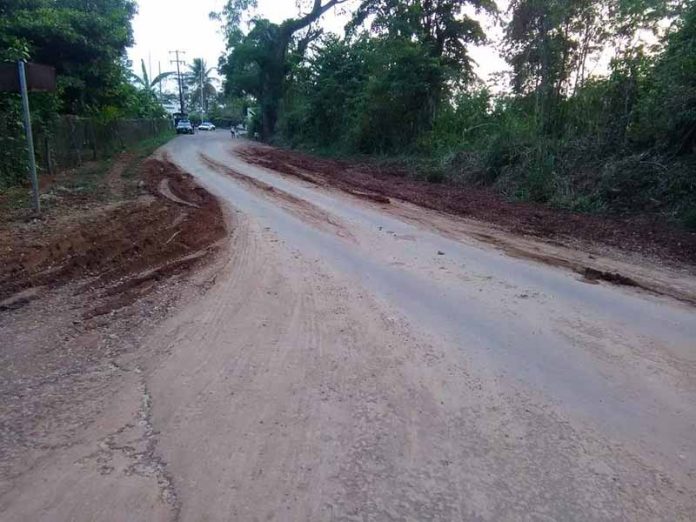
[3,132,696,521]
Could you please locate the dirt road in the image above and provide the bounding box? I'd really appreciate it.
[3,132,696,521]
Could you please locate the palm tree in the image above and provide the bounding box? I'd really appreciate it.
[130,59,175,99]
[187,58,217,114]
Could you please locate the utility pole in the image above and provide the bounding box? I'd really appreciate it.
[158,61,162,100]
[169,50,186,115]
[200,66,204,115]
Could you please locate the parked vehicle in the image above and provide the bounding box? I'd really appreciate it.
[198,121,216,131]
[176,119,194,135]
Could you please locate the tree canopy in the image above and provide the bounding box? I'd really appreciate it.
[187,58,217,114]
[1,0,139,115]
[216,0,349,137]
[214,0,696,226]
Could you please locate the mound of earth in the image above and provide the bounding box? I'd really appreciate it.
[239,145,696,267]
[0,158,225,317]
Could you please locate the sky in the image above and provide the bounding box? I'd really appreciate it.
[128,0,508,92]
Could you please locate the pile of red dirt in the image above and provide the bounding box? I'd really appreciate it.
[239,145,696,266]
[0,159,225,315]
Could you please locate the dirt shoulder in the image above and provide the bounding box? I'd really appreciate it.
[239,144,696,268]
[0,151,226,496]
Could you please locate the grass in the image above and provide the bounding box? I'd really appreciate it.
[122,131,175,179]
[0,186,33,213]
[60,159,114,199]
[0,130,175,218]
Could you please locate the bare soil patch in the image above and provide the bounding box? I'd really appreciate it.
[0,153,226,496]
[201,152,355,242]
[239,144,696,267]
[0,158,225,316]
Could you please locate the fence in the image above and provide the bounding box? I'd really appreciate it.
[35,116,172,174]
[1,115,173,188]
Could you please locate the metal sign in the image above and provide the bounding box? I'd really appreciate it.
[0,62,56,92]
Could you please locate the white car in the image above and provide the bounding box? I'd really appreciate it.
[198,122,216,131]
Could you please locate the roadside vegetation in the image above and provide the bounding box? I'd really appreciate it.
[0,0,169,189]
[215,0,696,230]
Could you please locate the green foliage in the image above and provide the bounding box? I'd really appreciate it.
[187,58,217,114]
[632,5,696,153]
[423,89,494,156]
[353,38,445,153]
[208,95,252,127]
[129,59,175,98]
[682,206,696,231]
[261,0,491,154]
[0,0,168,187]
[0,0,156,121]
[0,0,137,114]
[0,96,27,189]
[283,35,446,153]
[279,32,474,154]
[217,0,351,138]
[349,0,496,83]
[218,0,696,222]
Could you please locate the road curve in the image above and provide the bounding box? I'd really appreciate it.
[4,132,695,521]
[164,133,696,520]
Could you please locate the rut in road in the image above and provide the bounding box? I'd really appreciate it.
[137,211,696,521]
[2,133,695,521]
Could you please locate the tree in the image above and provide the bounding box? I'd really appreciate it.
[217,0,349,138]
[348,0,496,135]
[505,0,585,134]
[130,59,175,100]
[0,0,137,115]
[504,0,688,135]
[349,0,496,81]
[187,58,217,113]
[633,1,696,153]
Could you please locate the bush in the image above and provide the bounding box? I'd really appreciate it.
[682,207,696,231]
[271,3,696,221]
[0,96,25,189]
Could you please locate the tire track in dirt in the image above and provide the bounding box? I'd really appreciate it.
[199,153,356,244]
[233,144,696,307]
[237,146,391,205]
[237,143,696,267]
[141,216,330,519]
[392,204,696,307]
[0,159,225,316]
[467,230,696,305]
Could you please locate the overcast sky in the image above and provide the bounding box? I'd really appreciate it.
[128,0,507,89]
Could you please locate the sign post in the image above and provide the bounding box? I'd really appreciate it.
[17,61,40,213]
[0,61,56,214]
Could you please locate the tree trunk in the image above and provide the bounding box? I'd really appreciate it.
[257,0,346,138]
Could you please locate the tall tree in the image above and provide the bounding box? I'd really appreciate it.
[505,0,586,133]
[634,1,696,153]
[349,0,496,81]
[347,0,496,132]
[130,59,175,99]
[187,58,217,113]
[505,0,688,134]
[217,0,349,138]
[0,0,137,114]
